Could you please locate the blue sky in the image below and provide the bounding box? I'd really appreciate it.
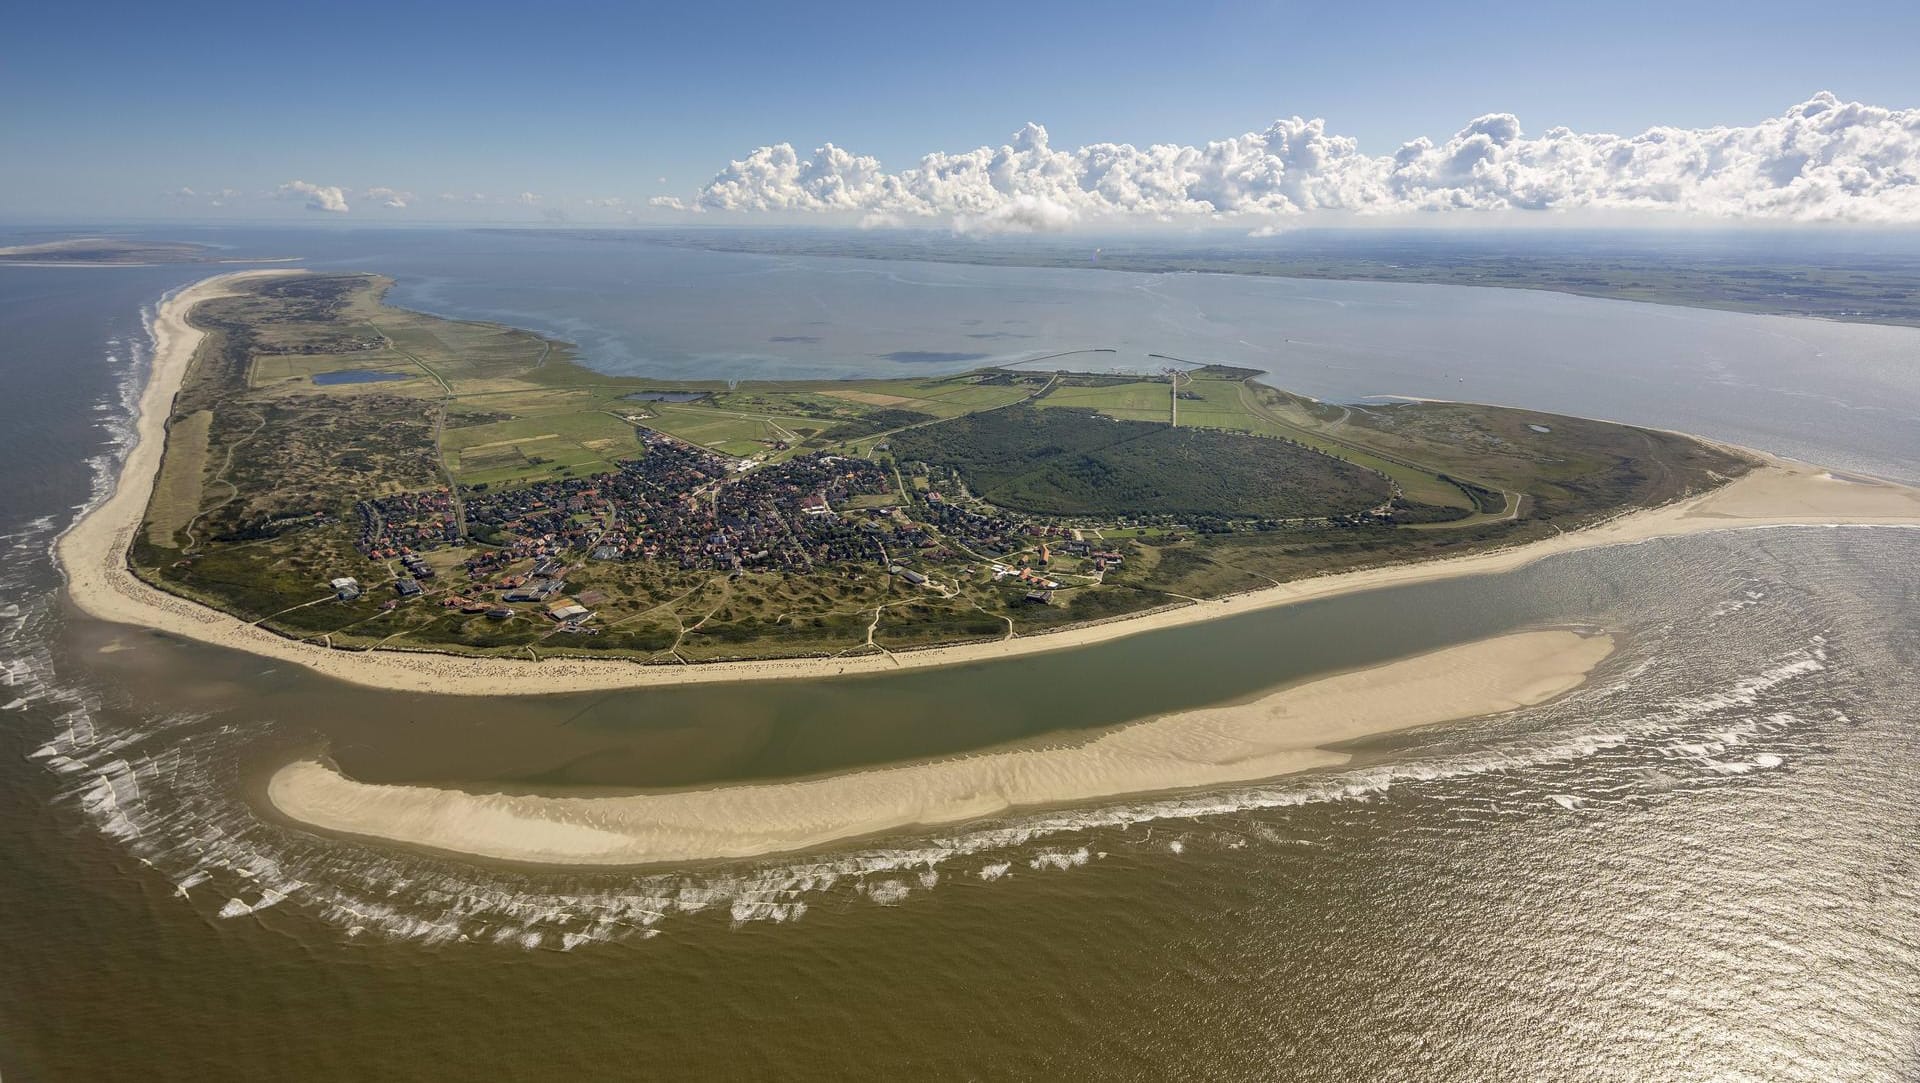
[6,0,1920,225]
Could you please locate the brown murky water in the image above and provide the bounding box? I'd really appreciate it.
[4,241,1919,1080]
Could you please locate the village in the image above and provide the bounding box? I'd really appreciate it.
[337,429,1127,635]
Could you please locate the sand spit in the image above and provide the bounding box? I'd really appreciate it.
[57,271,1920,696]
[56,272,301,644]
[269,629,1615,864]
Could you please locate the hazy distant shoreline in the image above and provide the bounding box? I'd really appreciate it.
[602,228,1920,331]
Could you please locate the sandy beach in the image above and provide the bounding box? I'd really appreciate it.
[56,271,1920,697]
[268,628,1615,864]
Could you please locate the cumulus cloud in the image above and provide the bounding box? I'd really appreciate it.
[683,93,1920,226]
[277,180,349,213]
[169,186,243,207]
[953,194,1077,235]
[517,191,542,205]
[648,195,687,211]
[364,186,412,209]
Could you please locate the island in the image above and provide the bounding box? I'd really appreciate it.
[115,269,1756,666]
[57,267,1920,699]
[51,267,1920,862]
[0,237,223,265]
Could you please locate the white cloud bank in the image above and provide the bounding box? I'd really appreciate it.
[277,180,349,213]
[685,94,1920,227]
[364,186,413,209]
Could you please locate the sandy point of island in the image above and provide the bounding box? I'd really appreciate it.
[56,268,1920,697]
[268,628,1615,865]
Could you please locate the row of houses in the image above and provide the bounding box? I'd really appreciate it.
[353,489,459,557]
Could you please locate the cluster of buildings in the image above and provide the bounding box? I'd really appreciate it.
[463,439,896,574]
[1056,539,1127,572]
[431,589,589,628]
[919,492,1085,557]
[354,489,459,557]
[920,494,1025,555]
[694,453,896,571]
[339,425,1121,631]
[990,563,1060,590]
[460,434,724,564]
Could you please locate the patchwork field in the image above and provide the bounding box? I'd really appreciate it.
[442,397,647,487]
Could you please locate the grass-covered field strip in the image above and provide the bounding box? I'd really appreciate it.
[144,409,212,546]
[1038,380,1174,418]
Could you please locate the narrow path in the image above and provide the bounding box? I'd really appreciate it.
[181,406,268,553]
[367,319,464,535]
[662,584,732,657]
[254,593,334,625]
[819,371,1060,457]
[837,602,901,662]
[428,398,465,538]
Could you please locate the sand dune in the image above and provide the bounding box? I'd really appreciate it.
[268,629,1615,864]
[57,271,1920,696]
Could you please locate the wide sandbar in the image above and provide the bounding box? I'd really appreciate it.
[268,628,1614,865]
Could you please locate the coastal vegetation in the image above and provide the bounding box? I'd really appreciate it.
[889,404,1391,519]
[131,272,1752,664]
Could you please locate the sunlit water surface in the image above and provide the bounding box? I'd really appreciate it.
[1,231,1917,1079]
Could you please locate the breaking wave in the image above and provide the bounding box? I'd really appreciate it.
[0,310,1887,950]
[8,584,1845,950]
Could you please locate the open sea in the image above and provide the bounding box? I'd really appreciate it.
[1,227,1918,1080]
